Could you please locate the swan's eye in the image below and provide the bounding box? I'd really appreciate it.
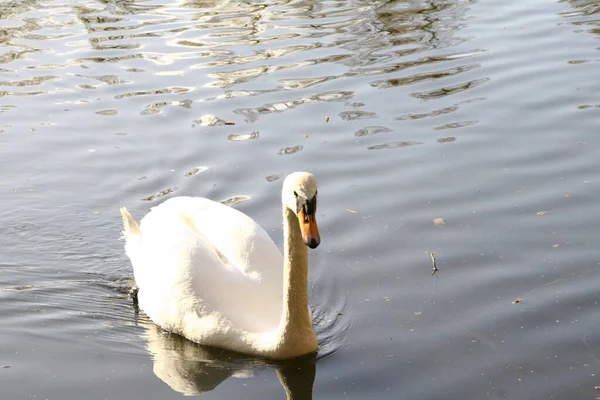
[293,191,298,197]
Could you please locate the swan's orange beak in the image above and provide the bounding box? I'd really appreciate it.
[298,208,320,249]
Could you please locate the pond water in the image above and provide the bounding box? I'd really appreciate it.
[1,0,600,398]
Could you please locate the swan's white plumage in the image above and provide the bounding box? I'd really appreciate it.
[121,172,320,359]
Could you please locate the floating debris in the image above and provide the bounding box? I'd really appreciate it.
[430,253,438,275]
[433,217,445,226]
[537,211,548,216]
[345,209,356,214]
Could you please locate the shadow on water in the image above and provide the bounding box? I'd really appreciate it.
[142,323,316,399]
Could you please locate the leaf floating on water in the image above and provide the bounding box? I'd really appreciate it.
[552,244,559,248]
[278,145,303,155]
[227,132,258,141]
[325,116,330,122]
[184,166,208,177]
[513,298,523,304]
[221,195,251,207]
[414,311,422,315]
[303,134,309,138]
[433,217,445,226]
[1,365,10,369]
[142,187,178,201]
[537,211,548,216]
[345,209,357,214]
[4,284,35,291]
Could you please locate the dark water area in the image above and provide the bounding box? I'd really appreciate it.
[2,0,600,398]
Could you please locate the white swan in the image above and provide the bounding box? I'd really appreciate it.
[120,172,320,360]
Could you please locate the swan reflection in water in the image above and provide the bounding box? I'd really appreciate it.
[143,323,316,399]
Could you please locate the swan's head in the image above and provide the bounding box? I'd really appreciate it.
[283,172,320,249]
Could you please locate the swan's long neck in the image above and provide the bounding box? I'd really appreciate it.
[273,207,316,356]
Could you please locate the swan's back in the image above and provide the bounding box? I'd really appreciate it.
[123,197,284,336]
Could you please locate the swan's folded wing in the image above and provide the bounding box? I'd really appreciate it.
[137,196,283,331]
[151,197,284,283]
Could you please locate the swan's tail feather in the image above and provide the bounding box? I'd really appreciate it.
[120,207,141,239]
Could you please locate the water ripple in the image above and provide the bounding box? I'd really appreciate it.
[367,140,423,151]
[412,77,489,100]
[0,0,554,398]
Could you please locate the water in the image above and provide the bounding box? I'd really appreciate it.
[1,0,600,398]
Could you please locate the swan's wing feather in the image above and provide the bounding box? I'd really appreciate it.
[146,197,283,280]
[131,196,283,332]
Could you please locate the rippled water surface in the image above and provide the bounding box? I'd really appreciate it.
[2,0,600,398]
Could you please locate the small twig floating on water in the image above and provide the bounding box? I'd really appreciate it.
[430,253,438,276]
